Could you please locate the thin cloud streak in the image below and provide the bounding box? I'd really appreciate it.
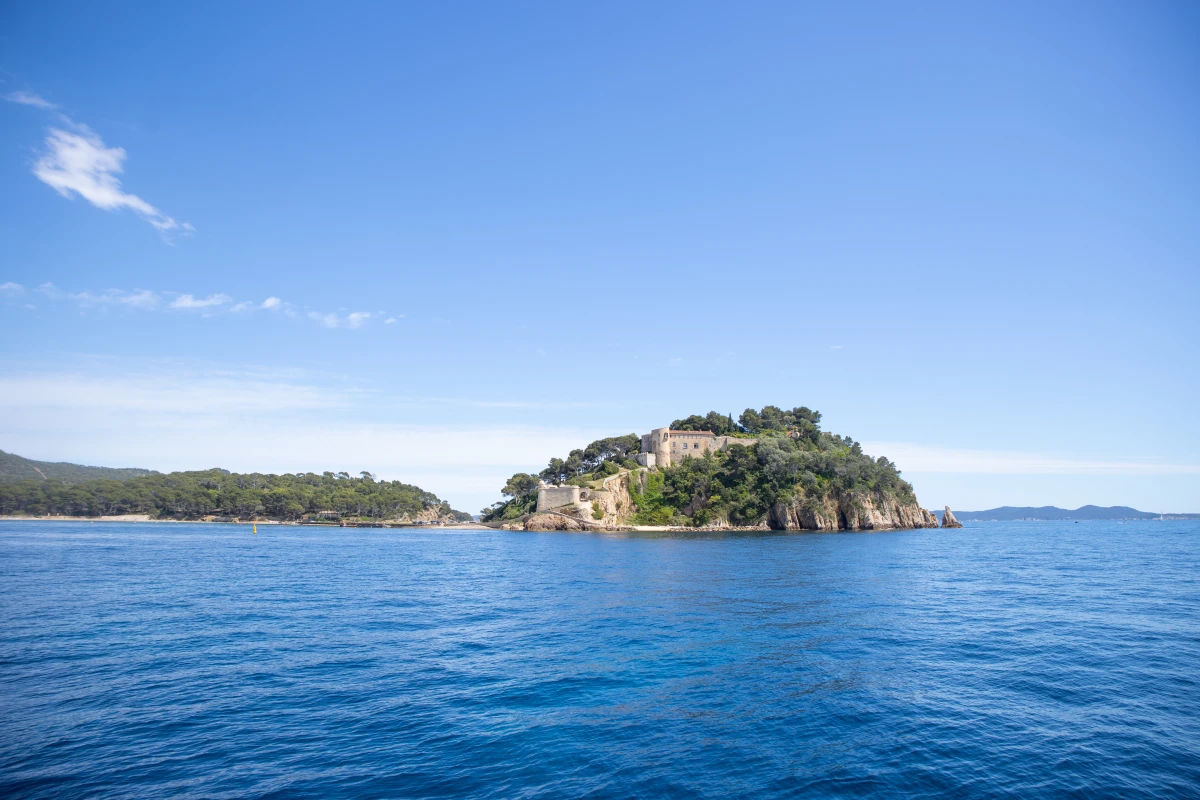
[0,367,612,510]
[308,311,372,329]
[864,441,1200,477]
[169,293,231,309]
[11,282,384,330]
[4,90,58,109]
[0,372,347,415]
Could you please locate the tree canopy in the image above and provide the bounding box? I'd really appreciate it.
[0,469,472,522]
[486,405,913,527]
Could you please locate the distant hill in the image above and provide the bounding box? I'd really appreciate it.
[944,505,1183,521]
[0,450,157,484]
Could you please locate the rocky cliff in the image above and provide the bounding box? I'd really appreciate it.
[523,470,939,532]
[590,471,636,526]
[769,488,939,531]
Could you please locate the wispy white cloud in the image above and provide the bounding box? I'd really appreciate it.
[21,281,390,331]
[863,441,1200,477]
[169,293,230,310]
[4,90,57,110]
[0,371,345,415]
[31,123,193,239]
[121,289,159,310]
[308,310,373,329]
[68,288,162,310]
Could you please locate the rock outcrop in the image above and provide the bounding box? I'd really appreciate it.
[769,489,940,531]
[589,471,636,526]
[525,513,586,532]
[941,506,963,528]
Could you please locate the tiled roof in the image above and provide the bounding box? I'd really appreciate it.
[667,430,716,436]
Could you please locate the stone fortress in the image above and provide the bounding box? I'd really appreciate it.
[536,426,759,517]
[635,427,758,468]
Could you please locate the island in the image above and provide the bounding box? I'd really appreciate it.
[482,405,945,532]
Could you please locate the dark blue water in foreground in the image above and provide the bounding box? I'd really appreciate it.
[1,522,1198,798]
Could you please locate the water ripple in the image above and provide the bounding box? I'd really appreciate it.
[1,521,1198,798]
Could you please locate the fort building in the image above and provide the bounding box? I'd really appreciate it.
[637,427,757,468]
[535,481,595,515]
[536,426,759,513]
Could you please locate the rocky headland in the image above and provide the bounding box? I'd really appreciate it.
[484,405,952,533]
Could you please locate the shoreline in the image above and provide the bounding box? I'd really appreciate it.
[0,515,483,528]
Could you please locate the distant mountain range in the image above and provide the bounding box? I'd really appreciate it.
[940,505,1198,521]
[0,450,157,484]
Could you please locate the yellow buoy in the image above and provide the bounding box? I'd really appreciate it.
[253,523,257,535]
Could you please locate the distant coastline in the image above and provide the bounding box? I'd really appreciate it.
[941,505,1200,522]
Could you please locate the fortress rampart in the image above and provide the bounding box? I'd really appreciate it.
[536,481,594,515]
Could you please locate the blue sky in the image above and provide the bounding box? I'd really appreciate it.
[1,1,1197,514]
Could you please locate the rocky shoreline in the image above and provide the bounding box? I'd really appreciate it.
[503,498,963,533]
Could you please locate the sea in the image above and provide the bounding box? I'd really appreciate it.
[0,520,1197,799]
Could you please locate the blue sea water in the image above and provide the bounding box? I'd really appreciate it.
[0,521,1197,799]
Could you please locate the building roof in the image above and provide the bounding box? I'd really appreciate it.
[668,429,716,436]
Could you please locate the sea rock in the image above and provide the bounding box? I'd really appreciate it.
[941,507,963,528]
[769,489,940,531]
[524,513,584,532]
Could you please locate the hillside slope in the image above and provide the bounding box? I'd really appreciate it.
[0,450,157,484]
[485,405,940,531]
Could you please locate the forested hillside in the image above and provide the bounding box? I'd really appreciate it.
[0,468,471,522]
[484,405,928,529]
[0,449,157,484]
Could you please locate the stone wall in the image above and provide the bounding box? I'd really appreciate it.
[536,483,587,513]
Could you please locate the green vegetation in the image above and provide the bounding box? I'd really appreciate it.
[0,449,157,484]
[670,411,740,436]
[658,406,912,526]
[481,434,641,520]
[626,469,673,525]
[0,468,472,522]
[487,405,916,527]
[536,434,641,486]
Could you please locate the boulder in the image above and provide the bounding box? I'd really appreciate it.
[941,506,963,528]
[524,513,584,532]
